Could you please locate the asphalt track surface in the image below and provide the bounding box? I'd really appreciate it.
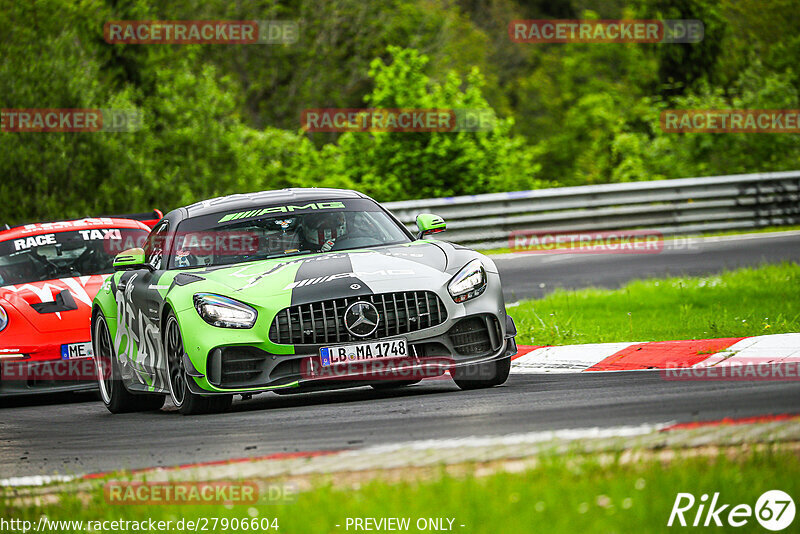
[2,373,799,478]
[1,231,799,479]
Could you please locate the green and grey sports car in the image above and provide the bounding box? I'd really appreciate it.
[91,189,517,414]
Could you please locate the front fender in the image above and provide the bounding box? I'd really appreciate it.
[92,273,121,329]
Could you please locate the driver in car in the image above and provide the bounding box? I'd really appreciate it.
[301,212,348,252]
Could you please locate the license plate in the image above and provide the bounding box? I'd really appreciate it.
[320,338,408,367]
[61,342,93,360]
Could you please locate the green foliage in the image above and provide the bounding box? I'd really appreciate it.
[336,47,549,200]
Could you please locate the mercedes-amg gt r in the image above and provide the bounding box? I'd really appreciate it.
[91,189,517,414]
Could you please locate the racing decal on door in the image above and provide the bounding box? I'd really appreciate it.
[113,273,168,392]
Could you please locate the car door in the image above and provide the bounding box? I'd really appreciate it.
[125,220,171,379]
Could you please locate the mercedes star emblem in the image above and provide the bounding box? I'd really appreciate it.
[343,301,380,337]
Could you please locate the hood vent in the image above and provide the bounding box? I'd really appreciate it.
[30,290,78,314]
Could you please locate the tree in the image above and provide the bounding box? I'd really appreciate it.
[335,46,550,200]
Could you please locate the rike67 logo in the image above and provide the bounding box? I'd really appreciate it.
[668,490,795,530]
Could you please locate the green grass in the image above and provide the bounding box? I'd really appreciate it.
[3,448,799,533]
[510,262,800,346]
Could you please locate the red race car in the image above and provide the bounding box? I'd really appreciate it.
[0,212,160,397]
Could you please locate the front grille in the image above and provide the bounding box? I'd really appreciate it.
[448,315,502,356]
[269,291,447,345]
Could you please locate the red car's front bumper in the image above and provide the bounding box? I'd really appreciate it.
[0,342,98,397]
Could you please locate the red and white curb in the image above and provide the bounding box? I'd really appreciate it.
[511,333,800,373]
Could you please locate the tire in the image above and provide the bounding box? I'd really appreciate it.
[93,312,166,414]
[164,313,232,415]
[452,355,511,391]
[370,380,421,390]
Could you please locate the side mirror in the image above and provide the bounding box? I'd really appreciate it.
[113,248,149,271]
[416,213,446,239]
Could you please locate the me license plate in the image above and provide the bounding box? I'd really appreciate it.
[320,338,408,367]
[61,342,93,360]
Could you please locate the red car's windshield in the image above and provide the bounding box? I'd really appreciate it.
[0,228,149,286]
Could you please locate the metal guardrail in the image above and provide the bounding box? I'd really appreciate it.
[384,171,800,250]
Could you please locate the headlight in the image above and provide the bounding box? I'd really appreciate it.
[448,259,487,303]
[0,304,7,332]
[193,294,257,329]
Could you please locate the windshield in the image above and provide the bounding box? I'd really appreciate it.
[171,198,411,269]
[0,227,149,286]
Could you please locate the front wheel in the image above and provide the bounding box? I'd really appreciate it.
[452,355,511,391]
[93,311,165,413]
[165,313,232,415]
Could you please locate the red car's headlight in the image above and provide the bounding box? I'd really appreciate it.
[0,304,7,332]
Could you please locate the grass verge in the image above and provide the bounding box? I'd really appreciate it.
[509,262,800,345]
[2,447,799,533]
